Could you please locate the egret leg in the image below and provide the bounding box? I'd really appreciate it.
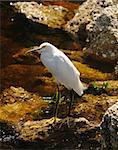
[59,90,74,128]
[68,90,74,117]
[54,84,60,122]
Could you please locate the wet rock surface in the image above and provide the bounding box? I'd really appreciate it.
[65,0,118,63]
[101,102,118,150]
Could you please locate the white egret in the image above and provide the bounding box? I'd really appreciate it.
[26,42,85,124]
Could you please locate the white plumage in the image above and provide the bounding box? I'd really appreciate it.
[26,42,86,121]
[39,42,85,96]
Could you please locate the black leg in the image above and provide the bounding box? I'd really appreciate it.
[54,84,60,118]
[68,90,74,117]
[58,90,74,128]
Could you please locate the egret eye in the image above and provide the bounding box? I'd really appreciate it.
[40,45,46,49]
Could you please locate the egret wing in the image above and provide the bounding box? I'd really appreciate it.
[41,49,84,96]
[53,54,84,95]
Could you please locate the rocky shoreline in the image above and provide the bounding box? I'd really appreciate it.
[0,0,118,149]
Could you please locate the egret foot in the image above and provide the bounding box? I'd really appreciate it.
[59,116,72,128]
[53,117,57,124]
[52,117,60,127]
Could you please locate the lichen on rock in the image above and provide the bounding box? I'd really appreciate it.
[65,0,118,63]
[12,1,74,29]
[100,102,118,149]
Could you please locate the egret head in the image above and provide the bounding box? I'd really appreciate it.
[26,42,54,54]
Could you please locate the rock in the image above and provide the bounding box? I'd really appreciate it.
[0,86,40,105]
[6,1,77,50]
[0,121,18,144]
[18,117,61,141]
[65,0,118,63]
[74,94,118,123]
[17,117,100,149]
[12,2,74,29]
[100,102,118,150]
[0,86,47,124]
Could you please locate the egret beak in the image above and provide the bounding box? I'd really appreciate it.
[25,47,42,54]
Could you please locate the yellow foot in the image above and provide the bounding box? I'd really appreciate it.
[51,117,60,127]
[59,117,71,128]
[53,117,57,124]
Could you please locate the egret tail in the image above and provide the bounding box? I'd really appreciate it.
[74,78,86,96]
